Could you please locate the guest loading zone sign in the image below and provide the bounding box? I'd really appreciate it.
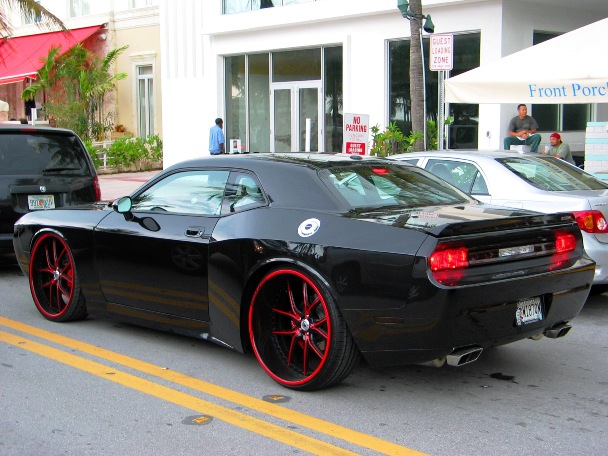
[344,113,370,155]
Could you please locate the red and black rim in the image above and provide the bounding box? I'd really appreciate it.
[29,233,76,319]
[249,268,331,387]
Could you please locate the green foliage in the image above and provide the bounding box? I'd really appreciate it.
[370,122,423,157]
[144,135,163,163]
[108,136,141,170]
[426,116,454,150]
[21,43,128,141]
[82,139,103,168]
[107,135,163,171]
[44,101,88,137]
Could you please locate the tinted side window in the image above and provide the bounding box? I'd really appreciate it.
[225,172,266,212]
[0,133,90,175]
[425,159,487,195]
[132,170,229,215]
[323,164,468,209]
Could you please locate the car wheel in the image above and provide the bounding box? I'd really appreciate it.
[248,266,360,391]
[29,232,87,322]
[589,284,608,295]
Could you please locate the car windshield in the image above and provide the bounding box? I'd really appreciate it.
[498,156,608,191]
[320,163,469,209]
[0,132,90,176]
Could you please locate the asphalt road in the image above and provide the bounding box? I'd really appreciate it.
[2,171,607,455]
[1,253,607,456]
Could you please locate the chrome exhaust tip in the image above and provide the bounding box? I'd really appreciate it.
[544,323,572,339]
[446,346,483,367]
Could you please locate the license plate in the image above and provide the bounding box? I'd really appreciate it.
[515,297,543,326]
[500,245,534,257]
[28,195,55,210]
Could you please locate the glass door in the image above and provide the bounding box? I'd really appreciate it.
[271,82,322,152]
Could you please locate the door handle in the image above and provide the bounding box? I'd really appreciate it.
[185,227,205,238]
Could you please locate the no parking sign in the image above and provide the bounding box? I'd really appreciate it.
[343,113,369,155]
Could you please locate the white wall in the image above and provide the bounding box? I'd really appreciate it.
[160,0,608,166]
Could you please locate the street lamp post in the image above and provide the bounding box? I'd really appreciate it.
[397,0,434,150]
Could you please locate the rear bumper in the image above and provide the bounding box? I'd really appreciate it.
[344,257,595,367]
[582,232,608,284]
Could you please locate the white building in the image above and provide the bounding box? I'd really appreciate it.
[0,0,161,140]
[160,0,608,166]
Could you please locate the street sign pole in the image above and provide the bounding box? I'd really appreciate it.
[438,71,445,149]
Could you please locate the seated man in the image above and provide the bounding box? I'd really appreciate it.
[503,104,541,153]
[543,132,576,165]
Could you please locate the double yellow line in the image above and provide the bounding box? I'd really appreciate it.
[0,316,426,456]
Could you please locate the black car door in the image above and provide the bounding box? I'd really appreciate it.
[94,169,229,321]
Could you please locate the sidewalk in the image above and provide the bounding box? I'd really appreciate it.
[98,170,160,202]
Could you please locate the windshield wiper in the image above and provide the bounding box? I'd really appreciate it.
[43,167,82,173]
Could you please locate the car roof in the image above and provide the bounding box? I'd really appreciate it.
[0,124,78,135]
[166,152,397,171]
[390,149,541,161]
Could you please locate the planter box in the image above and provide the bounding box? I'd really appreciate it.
[111,131,131,140]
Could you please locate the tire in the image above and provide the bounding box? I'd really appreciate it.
[589,284,608,296]
[248,266,360,391]
[29,232,87,322]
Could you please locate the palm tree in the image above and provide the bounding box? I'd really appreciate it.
[408,0,425,150]
[0,0,66,39]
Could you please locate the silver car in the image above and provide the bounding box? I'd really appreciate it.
[391,150,608,290]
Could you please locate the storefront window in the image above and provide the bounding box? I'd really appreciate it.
[324,46,343,153]
[223,46,341,153]
[272,49,321,82]
[248,54,270,153]
[389,32,480,149]
[225,56,246,151]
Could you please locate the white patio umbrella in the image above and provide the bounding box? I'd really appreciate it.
[445,18,608,104]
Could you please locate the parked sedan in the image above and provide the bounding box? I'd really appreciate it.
[391,150,608,289]
[14,154,594,390]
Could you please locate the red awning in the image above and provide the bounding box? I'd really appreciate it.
[0,25,102,85]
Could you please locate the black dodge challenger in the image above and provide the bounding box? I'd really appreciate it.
[13,154,595,390]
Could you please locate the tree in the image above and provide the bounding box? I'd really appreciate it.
[0,0,65,39]
[22,43,128,140]
[408,0,425,150]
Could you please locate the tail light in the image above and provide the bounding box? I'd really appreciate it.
[430,247,469,271]
[551,232,577,270]
[430,246,468,286]
[572,210,608,233]
[431,233,577,285]
[93,176,102,201]
[554,232,576,253]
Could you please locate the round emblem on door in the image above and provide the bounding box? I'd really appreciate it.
[298,218,320,237]
[39,186,46,193]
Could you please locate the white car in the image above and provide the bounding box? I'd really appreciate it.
[391,150,608,290]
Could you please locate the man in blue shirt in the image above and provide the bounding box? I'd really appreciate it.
[209,118,225,155]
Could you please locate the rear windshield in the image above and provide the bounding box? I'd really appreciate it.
[319,163,470,209]
[0,132,91,176]
[498,156,608,191]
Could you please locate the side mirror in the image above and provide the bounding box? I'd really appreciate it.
[113,196,132,213]
[112,196,134,221]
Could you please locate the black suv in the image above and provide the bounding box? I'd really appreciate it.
[0,125,100,254]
